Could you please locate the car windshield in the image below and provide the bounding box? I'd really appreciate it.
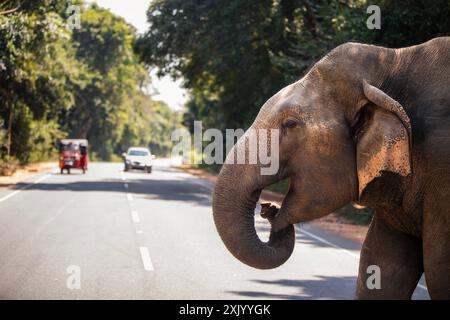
[61,144,79,152]
[128,150,149,156]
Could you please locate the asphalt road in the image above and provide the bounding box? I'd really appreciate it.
[0,160,429,299]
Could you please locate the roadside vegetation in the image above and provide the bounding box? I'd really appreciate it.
[0,0,179,175]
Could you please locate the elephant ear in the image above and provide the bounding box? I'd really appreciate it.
[356,80,412,197]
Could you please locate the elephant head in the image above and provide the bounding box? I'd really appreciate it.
[212,43,412,269]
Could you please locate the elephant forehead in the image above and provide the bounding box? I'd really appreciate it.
[256,77,333,127]
[258,82,300,114]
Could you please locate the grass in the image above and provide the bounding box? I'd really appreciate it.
[194,163,222,175]
[334,203,373,225]
[266,178,289,194]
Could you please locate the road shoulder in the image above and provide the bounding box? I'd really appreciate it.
[0,162,55,186]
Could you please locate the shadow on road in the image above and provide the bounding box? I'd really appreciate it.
[121,165,176,174]
[227,276,356,300]
[254,219,362,252]
[10,177,212,207]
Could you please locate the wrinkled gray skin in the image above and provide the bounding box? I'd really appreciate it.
[213,37,450,299]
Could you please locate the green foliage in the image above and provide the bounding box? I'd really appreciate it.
[335,203,374,225]
[28,118,65,163]
[135,0,287,130]
[7,103,65,164]
[368,0,450,47]
[267,179,290,194]
[0,120,5,147]
[269,0,371,82]
[136,0,449,131]
[116,94,180,157]
[60,3,178,160]
[0,1,178,168]
[0,2,74,163]
[0,157,18,176]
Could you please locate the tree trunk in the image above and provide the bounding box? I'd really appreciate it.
[6,99,14,160]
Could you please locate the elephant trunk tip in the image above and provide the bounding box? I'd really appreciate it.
[212,173,296,270]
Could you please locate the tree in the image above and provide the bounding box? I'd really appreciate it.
[0,1,77,162]
[0,1,178,167]
[135,0,289,130]
[60,3,177,160]
[273,0,450,82]
[136,0,449,133]
[368,0,450,47]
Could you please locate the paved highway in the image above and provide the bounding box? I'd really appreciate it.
[0,161,429,299]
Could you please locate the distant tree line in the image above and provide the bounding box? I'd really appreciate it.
[0,0,178,171]
[135,0,449,131]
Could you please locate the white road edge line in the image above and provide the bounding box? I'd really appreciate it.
[127,193,133,201]
[131,210,140,223]
[296,225,428,292]
[417,283,428,291]
[296,226,360,259]
[0,173,52,203]
[139,247,154,271]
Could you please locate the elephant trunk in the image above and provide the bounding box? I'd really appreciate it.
[212,163,295,269]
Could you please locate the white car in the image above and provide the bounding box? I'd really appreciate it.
[122,147,155,173]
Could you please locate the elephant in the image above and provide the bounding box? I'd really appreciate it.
[212,37,450,299]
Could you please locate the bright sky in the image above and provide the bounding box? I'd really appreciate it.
[86,0,187,110]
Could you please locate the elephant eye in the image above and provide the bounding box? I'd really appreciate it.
[282,118,299,129]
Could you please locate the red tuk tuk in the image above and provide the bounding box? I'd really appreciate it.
[58,139,88,174]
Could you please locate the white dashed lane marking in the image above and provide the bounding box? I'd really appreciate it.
[121,175,151,271]
[131,210,140,223]
[139,247,154,271]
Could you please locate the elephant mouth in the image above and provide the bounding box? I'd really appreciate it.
[255,179,289,226]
